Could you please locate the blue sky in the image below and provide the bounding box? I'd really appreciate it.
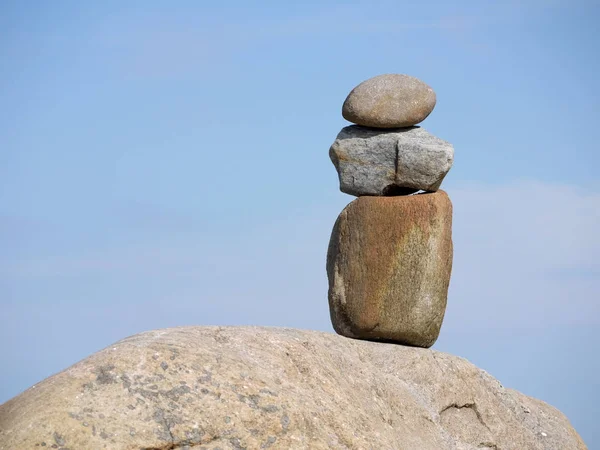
[1,0,598,446]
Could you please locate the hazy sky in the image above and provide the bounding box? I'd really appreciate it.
[1,1,598,446]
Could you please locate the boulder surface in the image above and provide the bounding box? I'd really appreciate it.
[0,327,586,450]
[327,191,453,347]
[330,125,454,196]
[342,74,436,128]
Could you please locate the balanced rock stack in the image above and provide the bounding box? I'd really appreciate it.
[327,74,454,348]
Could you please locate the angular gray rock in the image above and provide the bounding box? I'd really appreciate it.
[342,74,436,128]
[0,327,587,450]
[330,125,454,196]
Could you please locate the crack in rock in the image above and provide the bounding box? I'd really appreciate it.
[478,443,499,449]
[440,402,490,431]
[141,435,216,450]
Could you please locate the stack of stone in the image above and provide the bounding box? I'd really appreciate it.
[327,74,454,348]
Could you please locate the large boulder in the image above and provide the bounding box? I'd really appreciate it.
[342,74,436,128]
[329,125,454,196]
[0,327,586,450]
[327,191,453,347]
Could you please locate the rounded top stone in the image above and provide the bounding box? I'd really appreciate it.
[342,74,436,128]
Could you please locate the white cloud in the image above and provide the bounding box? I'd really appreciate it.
[446,180,600,330]
[2,180,598,331]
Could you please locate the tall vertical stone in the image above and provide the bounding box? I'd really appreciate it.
[327,191,453,348]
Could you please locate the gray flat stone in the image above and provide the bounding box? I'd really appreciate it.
[329,125,454,196]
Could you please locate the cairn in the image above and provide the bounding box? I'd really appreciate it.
[327,74,454,348]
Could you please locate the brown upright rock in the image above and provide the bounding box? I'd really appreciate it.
[327,191,453,347]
